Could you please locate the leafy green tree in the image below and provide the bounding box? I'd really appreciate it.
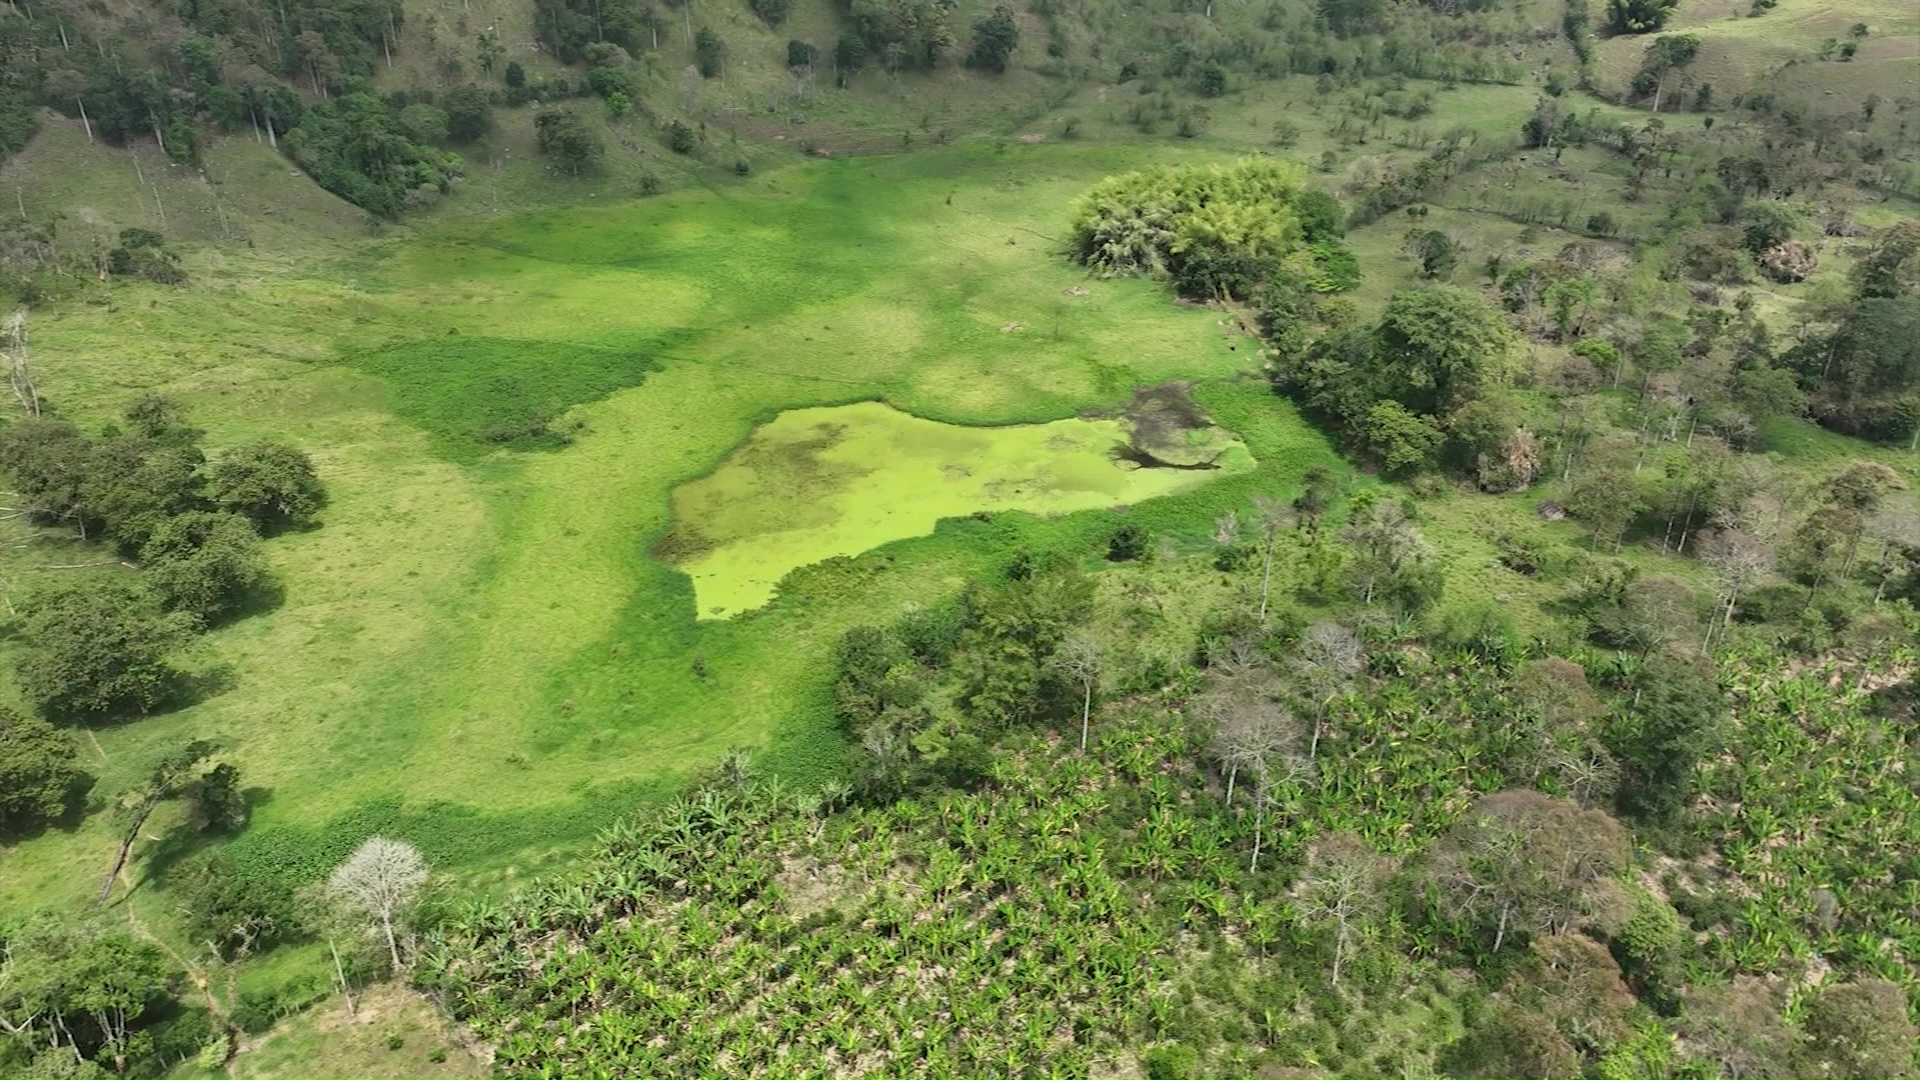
[17,577,191,722]
[1374,286,1520,416]
[443,85,494,143]
[966,5,1019,72]
[505,61,527,89]
[140,511,269,623]
[1740,201,1795,254]
[961,561,1095,724]
[694,27,725,77]
[207,441,326,532]
[0,919,174,1076]
[750,0,790,26]
[1443,1003,1581,1078]
[535,109,604,175]
[1107,520,1150,561]
[82,434,205,552]
[1567,460,1644,551]
[1365,400,1444,474]
[665,119,699,153]
[1850,219,1919,300]
[1606,0,1676,33]
[0,419,96,535]
[174,850,295,959]
[1612,649,1722,822]
[1406,228,1457,279]
[398,103,449,146]
[787,39,818,68]
[0,707,91,834]
[1294,189,1346,242]
[1678,978,1799,1080]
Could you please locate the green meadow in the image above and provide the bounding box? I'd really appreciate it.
[0,142,1336,915]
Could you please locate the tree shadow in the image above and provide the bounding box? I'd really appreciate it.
[121,785,276,899]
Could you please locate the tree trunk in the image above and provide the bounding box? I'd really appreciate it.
[97,798,159,905]
[330,938,356,1018]
[1493,902,1511,954]
[1079,682,1091,753]
[76,97,92,142]
[1331,923,1345,988]
[1259,534,1275,618]
[380,908,402,973]
[1225,762,1237,806]
[1249,806,1264,874]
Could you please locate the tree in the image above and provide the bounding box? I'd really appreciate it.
[1428,790,1629,954]
[505,61,527,89]
[1567,460,1643,551]
[1613,649,1722,821]
[1051,633,1103,752]
[1293,621,1362,759]
[207,442,325,533]
[17,577,191,722]
[1364,400,1444,475]
[1677,978,1798,1080]
[1442,1004,1582,1079]
[0,707,90,834]
[475,28,505,74]
[1797,978,1919,1080]
[1640,33,1698,112]
[398,103,450,146]
[1375,287,1519,416]
[0,419,94,534]
[694,27,725,77]
[99,740,217,905]
[1203,671,1293,806]
[1250,494,1293,617]
[1698,527,1772,645]
[328,836,430,974]
[1850,219,1919,300]
[1341,496,1441,610]
[967,4,1019,72]
[82,434,206,552]
[535,109,604,175]
[1740,202,1796,255]
[960,562,1095,723]
[751,0,791,26]
[0,919,174,1076]
[140,511,269,623]
[443,85,494,143]
[174,850,294,961]
[1295,833,1388,988]
[1606,0,1676,33]
[1406,228,1457,279]
[1592,574,1698,655]
[1107,521,1150,561]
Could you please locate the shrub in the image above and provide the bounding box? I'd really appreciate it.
[1144,1044,1199,1079]
[1108,521,1150,562]
[750,0,790,25]
[665,119,699,154]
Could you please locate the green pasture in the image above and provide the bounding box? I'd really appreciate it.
[0,142,1337,924]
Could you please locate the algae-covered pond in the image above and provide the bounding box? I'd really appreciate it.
[661,401,1253,617]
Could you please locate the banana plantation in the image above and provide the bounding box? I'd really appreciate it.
[416,631,1920,1078]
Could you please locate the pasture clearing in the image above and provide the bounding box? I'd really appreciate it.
[0,142,1329,936]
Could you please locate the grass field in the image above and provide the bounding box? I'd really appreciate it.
[0,141,1343,948]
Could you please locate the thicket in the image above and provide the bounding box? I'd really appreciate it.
[1069,159,1361,302]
